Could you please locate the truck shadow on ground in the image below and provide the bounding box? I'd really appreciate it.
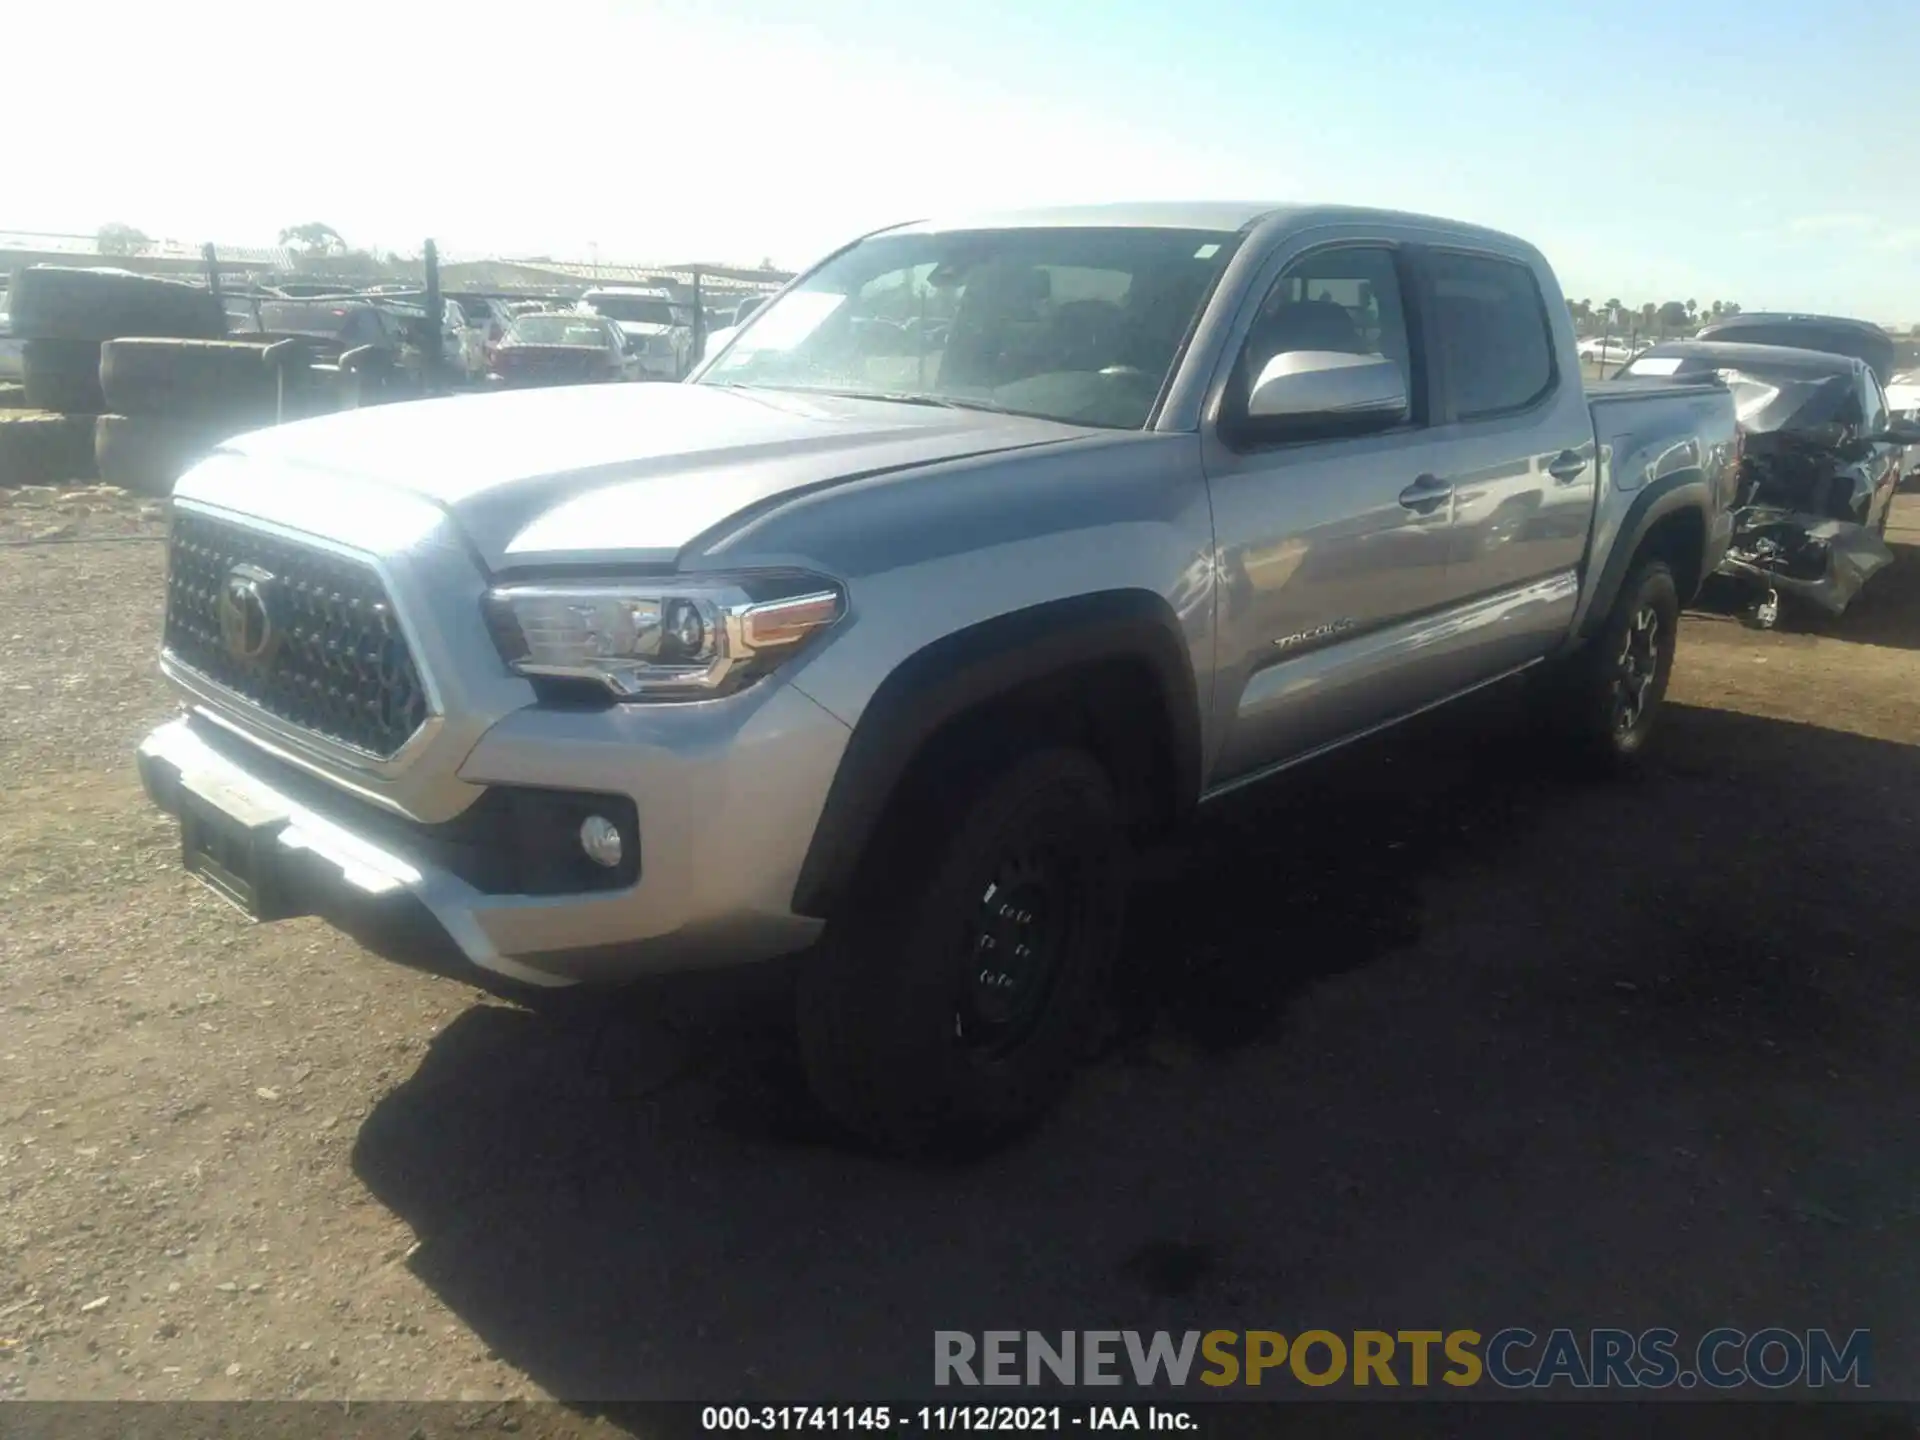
[351,693,1920,1405]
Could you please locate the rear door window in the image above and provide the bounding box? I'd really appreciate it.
[1426,251,1556,419]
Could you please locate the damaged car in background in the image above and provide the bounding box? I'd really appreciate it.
[1621,341,1919,626]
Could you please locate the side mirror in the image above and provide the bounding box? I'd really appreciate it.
[623,335,642,354]
[1245,350,1408,428]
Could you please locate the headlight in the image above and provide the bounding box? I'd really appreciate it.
[482,573,845,700]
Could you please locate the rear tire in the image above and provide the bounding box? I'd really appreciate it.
[9,266,226,343]
[796,747,1126,1156]
[1553,559,1679,772]
[100,337,283,427]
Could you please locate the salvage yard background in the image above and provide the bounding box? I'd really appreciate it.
[2,484,1919,1404]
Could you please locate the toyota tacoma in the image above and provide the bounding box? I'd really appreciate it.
[137,203,1738,1151]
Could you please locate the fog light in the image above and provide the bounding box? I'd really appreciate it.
[579,815,624,868]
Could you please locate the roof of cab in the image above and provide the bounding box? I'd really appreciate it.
[882,201,1534,251]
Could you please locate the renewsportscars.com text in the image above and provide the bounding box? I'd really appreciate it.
[934,1328,1871,1390]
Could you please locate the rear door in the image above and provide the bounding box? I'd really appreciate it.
[1413,247,1596,677]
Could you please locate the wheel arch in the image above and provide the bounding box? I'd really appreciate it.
[790,589,1202,919]
[1580,472,1713,639]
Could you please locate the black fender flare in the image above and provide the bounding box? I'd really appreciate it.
[791,589,1202,919]
[1579,471,1711,638]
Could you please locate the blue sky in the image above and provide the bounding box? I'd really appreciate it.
[15,0,1919,320]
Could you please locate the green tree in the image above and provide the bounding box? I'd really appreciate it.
[1657,301,1690,333]
[96,221,151,257]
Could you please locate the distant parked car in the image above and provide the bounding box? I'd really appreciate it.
[1885,370,1920,422]
[1887,370,1920,485]
[227,298,436,398]
[693,295,781,367]
[1694,312,1898,387]
[348,292,486,380]
[1576,336,1638,368]
[579,286,691,379]
[449,293,518,352]
[487,312,632,387]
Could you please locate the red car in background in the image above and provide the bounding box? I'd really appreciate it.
[486,312,634,388]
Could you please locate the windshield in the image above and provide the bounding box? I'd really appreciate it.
[509,315,612,346]
[588,296,679,325]
[255,302,375,339]
[697,226,1240,429]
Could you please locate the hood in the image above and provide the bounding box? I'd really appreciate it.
[180,382,1089,571]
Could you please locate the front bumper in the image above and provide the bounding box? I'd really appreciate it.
[138,679,848,987]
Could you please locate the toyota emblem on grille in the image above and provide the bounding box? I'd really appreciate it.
[217,564,279,665]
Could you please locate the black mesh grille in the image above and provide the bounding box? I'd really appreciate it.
[163,511,430,759]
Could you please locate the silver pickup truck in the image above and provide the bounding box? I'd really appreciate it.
[137,203,1737,1152]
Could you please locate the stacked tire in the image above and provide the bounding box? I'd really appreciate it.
[96,338,294,496]
[10,266,225,415]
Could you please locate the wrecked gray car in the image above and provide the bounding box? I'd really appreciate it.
[1622,341,1919,622]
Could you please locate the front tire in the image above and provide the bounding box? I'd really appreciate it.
[796,747,1126,1156]
[1556,558,1679,770]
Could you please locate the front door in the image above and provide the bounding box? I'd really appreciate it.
[1202,241,1460,784]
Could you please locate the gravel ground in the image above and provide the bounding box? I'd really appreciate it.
[2,488,1919,1414]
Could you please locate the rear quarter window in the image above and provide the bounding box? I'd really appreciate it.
[1426,251,1556,419]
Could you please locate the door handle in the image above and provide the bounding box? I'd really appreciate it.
[1398,474,1453,514]
[1547,450,1588,483]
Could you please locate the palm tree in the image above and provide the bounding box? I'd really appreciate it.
[1710,300,1724,319]
[1685,299,1698,320]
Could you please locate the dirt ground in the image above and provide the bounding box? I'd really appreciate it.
[3,487,1920,1415]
